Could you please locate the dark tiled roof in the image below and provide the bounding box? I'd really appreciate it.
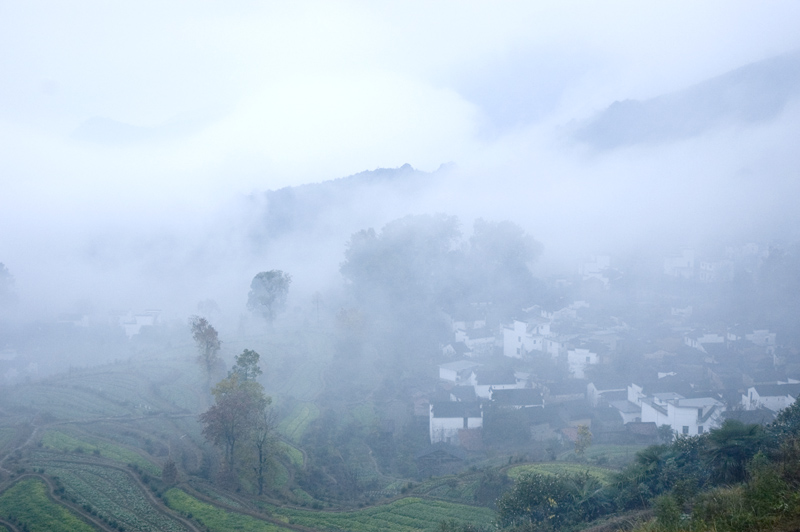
[450,386,477,402]
[491,388,543,406]
[476,367,517,386]
[753,383,800,398]
[431,401,482,419]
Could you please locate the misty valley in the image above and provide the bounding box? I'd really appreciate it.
[3,167,800,532]
[2,9,800,530]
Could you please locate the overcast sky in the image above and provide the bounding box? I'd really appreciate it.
[2,2,800,315]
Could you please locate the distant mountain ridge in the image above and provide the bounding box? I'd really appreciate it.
[246,163,450,245]
[574,50,800,149]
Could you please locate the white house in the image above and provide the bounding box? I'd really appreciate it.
[664,250,695,278]
[580,255,611,288]
[742,383,800,412]
[119,309,161,338]
[567,348,598,379]
[609,400,642,424]
[438,361,482,384]
[473,367,524,399]
[684,331,725,352]
[460,327,497,356]
[429,402,483,445]
[746,330,777,354]
[641,395,724,436]
[502,317,551,358]
[698,260,734,283]
[490,388,543,409]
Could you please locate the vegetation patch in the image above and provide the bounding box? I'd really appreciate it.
[278,402,319,442]
[41,429,160,475]
[558,443,646,465]
[271,496,495,532]
[279,441,304,467]
[164,489,291,531]
[0,427,16,450]
[45,462,189,532]
[507,462,616,484]
[0,477,95,532]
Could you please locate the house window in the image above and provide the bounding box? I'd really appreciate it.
[585,356,591,363]
[516,348,520,355]
[682,426,689,435]
[698,426,704,434]
[518,336,521,342]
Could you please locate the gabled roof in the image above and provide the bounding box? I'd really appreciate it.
[752,383,800,398]
[439,360,482,372]
[546,379,588,396]
[466,327,494,340]
[444,342,473,356]
[610,400,642,414]
[431,401,482,419]
[475,367,516,386]
[450,386,477,402]
[491,388,543,407]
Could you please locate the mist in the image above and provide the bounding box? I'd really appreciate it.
[2,2,800,357]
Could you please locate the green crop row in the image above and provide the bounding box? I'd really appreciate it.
[8,385,133,419]
[164,489,291,532]
[0,478,95,532]
[271,496,495,532]
[278,403,319,442]
[41,429,161,475]
[45,462,189,532]
[279,441,304,468]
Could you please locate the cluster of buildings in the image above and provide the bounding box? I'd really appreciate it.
[423,244,795,453]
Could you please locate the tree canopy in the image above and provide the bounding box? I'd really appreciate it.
[198,350,273,491]
[340,215,542,322]
[247,270,292,324]
[189,315,221,377]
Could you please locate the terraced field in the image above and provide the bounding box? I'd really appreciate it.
[0,477,95,532]
[41,428,161,475]
[557,443,647,466]
[166,489,495,532]
[278,402,319,443]
[506,462,617,484]
[270,496,495,532]
[0,335,497,532]
[44,462,191,532]
[164,489,292,531]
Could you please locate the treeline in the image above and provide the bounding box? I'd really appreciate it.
[444,399,800,532]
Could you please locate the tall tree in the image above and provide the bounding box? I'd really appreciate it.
[247,270,292,325]
[251,398,276,495]
[189,316,221,378]
[199,349,273,489]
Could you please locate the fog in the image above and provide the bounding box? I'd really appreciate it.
[7,6,800,520]
[2,2,800,322]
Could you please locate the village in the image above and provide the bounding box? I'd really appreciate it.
[422,242,796,469]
